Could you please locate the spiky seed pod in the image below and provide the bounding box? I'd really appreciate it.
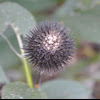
[23,21,75,74]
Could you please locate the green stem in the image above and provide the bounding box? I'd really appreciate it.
[22,58,33,88]
[16,34,33,88]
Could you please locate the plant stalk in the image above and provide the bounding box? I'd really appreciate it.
[16,34,33,88]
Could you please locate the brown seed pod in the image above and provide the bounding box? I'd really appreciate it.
[23,21,76,74]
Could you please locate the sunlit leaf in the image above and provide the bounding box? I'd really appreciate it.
[2,82,47,99]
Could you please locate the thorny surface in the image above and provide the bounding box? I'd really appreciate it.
[24,21,75,73]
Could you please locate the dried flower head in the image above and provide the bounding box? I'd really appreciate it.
[23,21,75,73]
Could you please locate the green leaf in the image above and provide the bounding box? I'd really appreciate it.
[60,60,91,79]
[2,82,47,99]
[41,80,91,99]
[64,14,100,43]
[0,2,36,69]
[53,0,100,43]
[54,0,76,18]
[0,26,21,70]
[0,66,9,83]
[11,0,59,12]
[0,0,59,13]
[54,0,93,19]
[0,2,36,35]
[73,0,93,12]
[82,5,100,17]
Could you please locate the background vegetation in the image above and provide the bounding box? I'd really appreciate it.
[0,0,100,99]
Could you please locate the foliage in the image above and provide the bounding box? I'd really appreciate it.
[41,80,91,99]
[2,82,47,99]
[0,0,100,99]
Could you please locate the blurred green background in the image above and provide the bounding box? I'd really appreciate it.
[0,0,100,99]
